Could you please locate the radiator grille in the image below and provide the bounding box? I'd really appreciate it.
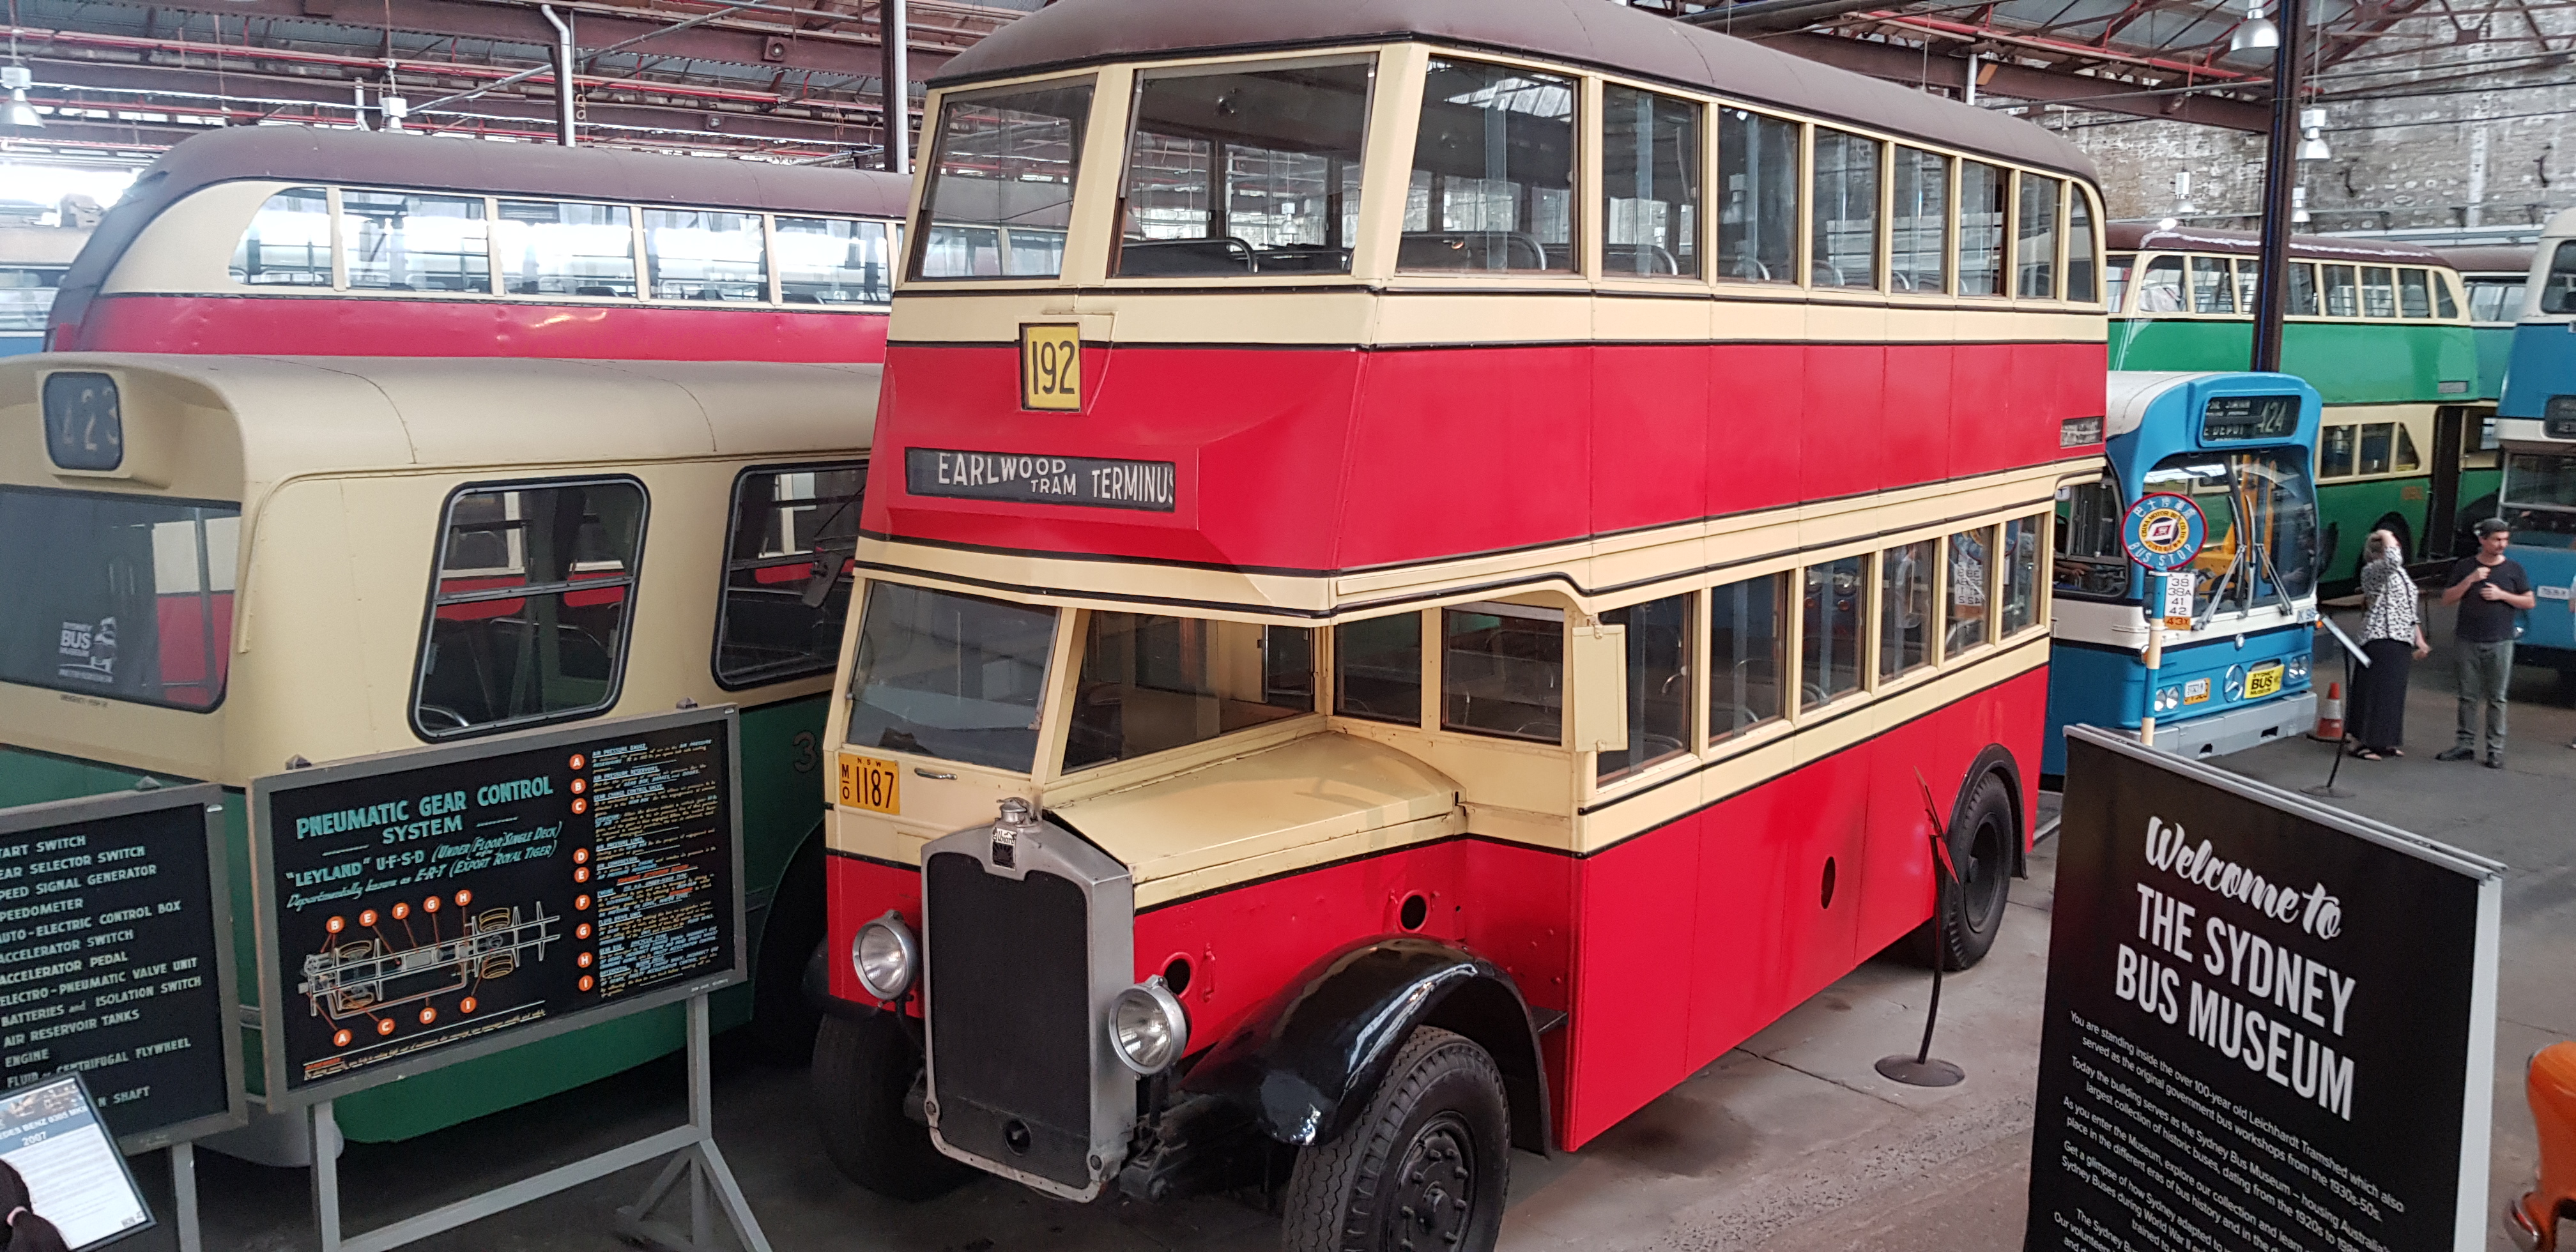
[924,849,1095,1189]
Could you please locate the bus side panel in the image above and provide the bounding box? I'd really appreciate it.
[1336,346,1594,571]
[1592,344,1708,537]
[2502,321,2576,418]
[64,294,892,364]
[1706,344,1807,518]
[1802,344,1885,503]
[1883,343,1954,488]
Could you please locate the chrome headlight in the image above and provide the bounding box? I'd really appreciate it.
[1108,977,1189,1075]
[852,912,917,1002]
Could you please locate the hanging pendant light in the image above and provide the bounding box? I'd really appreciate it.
[2232,0,2281,52]
[2297,107,2332,161]
[3,66,43,130]
[2291,186,2311,224]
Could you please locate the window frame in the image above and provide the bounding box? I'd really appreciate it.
[905,73,1102,284]
[710,459,867,692]
[410,473,650,742]
[1397,54,1588,279]
[1596,80,1707,283]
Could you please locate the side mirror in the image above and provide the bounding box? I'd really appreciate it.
[1568,623,1630,754]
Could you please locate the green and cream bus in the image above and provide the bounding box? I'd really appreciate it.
[0,354,871,1152]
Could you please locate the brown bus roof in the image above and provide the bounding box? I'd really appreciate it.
[2103,222,2450,266]
[930,0,2097,182]
[2431,245,2534,276]
[52,126,912,334]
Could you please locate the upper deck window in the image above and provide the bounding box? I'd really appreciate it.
[1063,613,1314,771]
[915,79,1094,280]
[2360,266,2396,317]
[845,583,1057,771]
[2067,190,2098,302]
[2135,256,2183,312]
[1890,148,1948,294]
[714,462,864,688]
[1602,86,1700,279]
[1958,162,2006,296]
[231,187,333,287]
[497,200,638,298]
[2469,277,2527,323]
[414,478,643,738]
[0,487,238,712]
[1718,109,1797,283]
[2399,268,2433,317]
[2288,263,2319,315]
[645,210,767,302]
[2323,264,2359,317]
[2105,253,2133,312]
[778,217,894,303]
[2015,177,2058,299]
[344,192,489,294]
[1810,130,1880,289]
[1401,59,1576,275]
[0,266,63,333]
[1113,59,1373,278]
[2542,242,2576,314]
[2191,257,2234,314]
[2435,270,2461,317]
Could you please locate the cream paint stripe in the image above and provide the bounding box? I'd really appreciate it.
[859,457,2076,620]
[891,289,2101,348]
[1131,813,1460,910]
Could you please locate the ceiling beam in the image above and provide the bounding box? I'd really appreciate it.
[1763,31,2275,130]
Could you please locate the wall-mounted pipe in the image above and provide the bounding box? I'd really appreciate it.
[541,4,576,146]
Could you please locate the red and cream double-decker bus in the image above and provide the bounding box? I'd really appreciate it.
[812,1,2106,1246]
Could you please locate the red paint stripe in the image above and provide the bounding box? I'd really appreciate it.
[60,294,889,363]
[863,341,2106,573]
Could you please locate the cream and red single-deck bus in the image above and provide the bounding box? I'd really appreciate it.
[810,1,2105,1246]
[45,126,911,362]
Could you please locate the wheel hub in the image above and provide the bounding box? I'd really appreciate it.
[1386,1113,1477,1251]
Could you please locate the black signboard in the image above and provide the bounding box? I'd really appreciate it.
[40,373,123,474]
[0,786,244,1154]
[2200,393,2303,443]
[250,707,743,1106]
[907,447,1177,512]
[2028,728,2503,1252]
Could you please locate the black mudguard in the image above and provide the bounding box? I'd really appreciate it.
[1179,936,1550,1155]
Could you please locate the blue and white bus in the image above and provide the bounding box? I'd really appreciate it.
[2495,208,2576,678]
[2045,371,2324,779]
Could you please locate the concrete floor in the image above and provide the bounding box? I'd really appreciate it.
[140,607,2569,1252]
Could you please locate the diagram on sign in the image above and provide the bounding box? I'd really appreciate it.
[297,889,559,1046]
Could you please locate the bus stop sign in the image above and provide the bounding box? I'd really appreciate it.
[2122,492,2206,571]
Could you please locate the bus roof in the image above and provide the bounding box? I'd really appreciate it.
[930,0,2096,182]
[53,127,912,338]
[2103,222,2446,266]
[3,355,878,507]
[2430,245,2533,276]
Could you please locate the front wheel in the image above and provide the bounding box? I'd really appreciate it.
[1282,1027,1509,1252]
[1908,772,2016,972]
[812,1010,976,1201]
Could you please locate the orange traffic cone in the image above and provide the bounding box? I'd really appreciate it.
[2312,682,2345,742]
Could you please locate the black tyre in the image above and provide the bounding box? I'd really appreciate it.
[1282,1027,1509,1252]
[1908,772,2015,972]
[749,834,827,1064]
[812,1010,976,1201]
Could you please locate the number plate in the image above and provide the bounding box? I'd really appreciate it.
[2183,678,2211,705]
[2243,663,2284,700]
[836,753,901,814]
[1020,323,1082,411]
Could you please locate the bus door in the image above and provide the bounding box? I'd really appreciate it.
[2428,406,2471,561]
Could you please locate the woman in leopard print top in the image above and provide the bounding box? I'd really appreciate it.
[2348,529,2430,760]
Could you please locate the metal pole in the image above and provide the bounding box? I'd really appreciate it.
[542,5,576,146]
[2249,0,2306,372]
[171,1141,201,1252]
[880,0,908,172]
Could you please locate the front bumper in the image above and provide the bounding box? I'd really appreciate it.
[2150,691,2315,761]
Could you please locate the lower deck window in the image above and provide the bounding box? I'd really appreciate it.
[1878,542,1932,680]
[1442,604,1562,742]
[1597,593,1691,781]
[2053,482,2128,599]
[1064,613,1314,771]
[1947,526,1995,655]
[1709,574,1785,742]
[1800,558,1863,708]
[414,479,643,737]
[1334,615,1421,724]
[0,487,238,710]
[2000,516,2043,636]
[714,463,864,687]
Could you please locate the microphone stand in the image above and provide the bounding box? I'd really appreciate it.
[1878,772,1966,1088]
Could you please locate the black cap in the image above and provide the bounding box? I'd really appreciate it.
[2475,517,2512,536]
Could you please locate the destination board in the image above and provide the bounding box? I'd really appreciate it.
[0,786,242,1152]
[2199,393,2302,443]
[251,708,742,1106]
[907,448,1177,512]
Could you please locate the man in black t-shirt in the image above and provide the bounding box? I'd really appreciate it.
[2435,517,2536,767]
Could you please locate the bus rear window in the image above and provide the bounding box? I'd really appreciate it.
[0,487,238,711]
[414,478,644,737]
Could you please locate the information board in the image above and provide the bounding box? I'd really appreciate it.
[0,786,243,1152]
[2027,728,2503,1252]
[250,707,742,1106]
[0,1073,152,1249]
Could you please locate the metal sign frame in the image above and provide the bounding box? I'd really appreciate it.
[246,706,746,1110]
[0,784,247,1154]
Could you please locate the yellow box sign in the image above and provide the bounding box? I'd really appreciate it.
[1020,323,1082,411]
[837,753,901,814]
[2244,662,2285,701]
